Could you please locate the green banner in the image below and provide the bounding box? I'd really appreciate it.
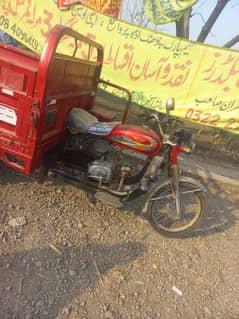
[144,0,198,24]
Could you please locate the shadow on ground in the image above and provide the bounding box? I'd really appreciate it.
[0,241,146,318]
[187,178,238,238]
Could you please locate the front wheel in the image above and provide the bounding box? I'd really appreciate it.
[146,179,206,237]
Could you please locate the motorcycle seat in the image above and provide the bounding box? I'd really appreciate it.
[91,105,120,122]
[67,107,119,135]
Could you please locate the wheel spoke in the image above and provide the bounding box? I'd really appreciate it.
[149,181,205,235]
[150,187,201,201]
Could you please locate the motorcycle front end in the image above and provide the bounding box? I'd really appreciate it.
[142,98,207,238]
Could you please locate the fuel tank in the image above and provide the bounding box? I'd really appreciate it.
[105,124,162,157]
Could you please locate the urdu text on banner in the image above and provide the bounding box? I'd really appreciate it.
[0,0,239,134]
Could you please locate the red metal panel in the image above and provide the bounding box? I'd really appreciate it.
[0,43,39,72]
[0,25,104,174]
[0,68,25,92]
[32,25,103,170]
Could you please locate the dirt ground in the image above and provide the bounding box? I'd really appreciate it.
[0,154,239,319]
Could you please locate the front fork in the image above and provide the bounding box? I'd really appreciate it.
[170,145,183,218]
[171,164,182,218]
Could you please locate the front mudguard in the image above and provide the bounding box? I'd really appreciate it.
[142,176,206,215]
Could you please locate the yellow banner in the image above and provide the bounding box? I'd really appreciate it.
[1,0,239,134]
[143,0,198,24]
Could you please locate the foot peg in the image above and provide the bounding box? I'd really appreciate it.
[94,191,123,208]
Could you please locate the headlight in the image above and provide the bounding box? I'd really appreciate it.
[181,142,196,154]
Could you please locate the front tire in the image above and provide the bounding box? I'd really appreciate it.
[146,180,206,237]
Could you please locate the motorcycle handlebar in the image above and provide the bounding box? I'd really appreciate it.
[138,112,187,145]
